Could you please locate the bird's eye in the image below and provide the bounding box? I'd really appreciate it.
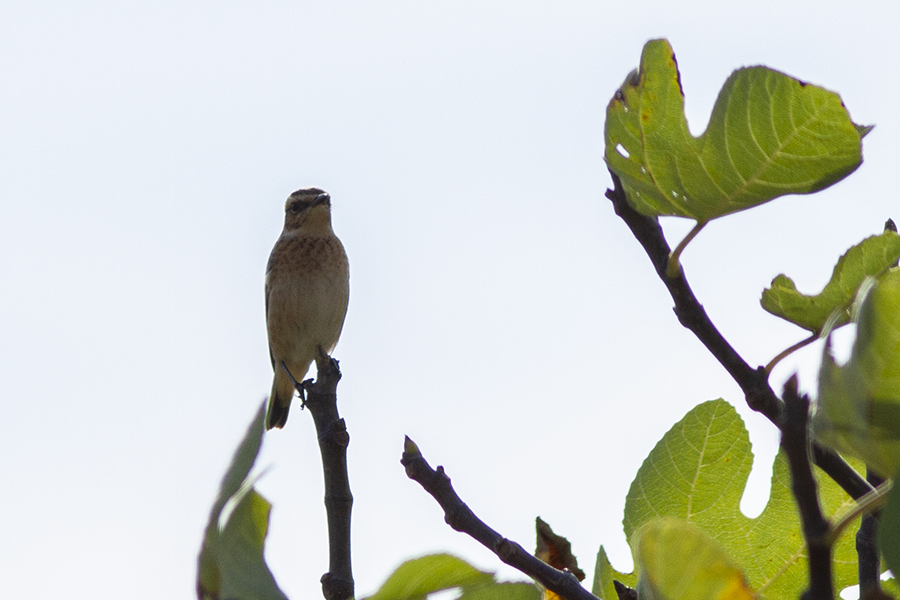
[289,201,302,214]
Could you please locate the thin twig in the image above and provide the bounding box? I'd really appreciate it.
[605,170,872,501]
[401,438,599,600]
[765,334,818,375]
[781,377,833,600]
[302,354,354,600]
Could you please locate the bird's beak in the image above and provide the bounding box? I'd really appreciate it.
[311,193,331,207]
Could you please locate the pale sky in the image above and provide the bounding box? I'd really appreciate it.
[2,2,899,599]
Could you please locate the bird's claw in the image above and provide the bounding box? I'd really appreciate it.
[299,378,314,409]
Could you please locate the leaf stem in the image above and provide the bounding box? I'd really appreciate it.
[666,221,706,278]
[765,334,818,374]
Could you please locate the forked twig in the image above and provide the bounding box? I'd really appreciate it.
[605,170,871,501]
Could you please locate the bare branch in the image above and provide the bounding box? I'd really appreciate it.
[302,355,354,600]
[605,170,872,501]
[857,470,886,598]
[781,377,833,600]
[401,438,599,600]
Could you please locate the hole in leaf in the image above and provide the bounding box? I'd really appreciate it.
[616,144,630,159]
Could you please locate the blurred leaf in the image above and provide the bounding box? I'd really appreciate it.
[761,231,900,333]
[364,554,494,600]
[215,490,286,600]
[815,271,900,475]
[197,402,286,600]
[458,583,541,600]
[877,476,900,578]
[605,38,867,223]
[535,517,585,581]
[592,546,636,600]
[633,519,753,600]
[879,578,900,599]
[622,399,859,599]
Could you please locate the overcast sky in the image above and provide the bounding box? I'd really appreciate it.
[2,1,898,599]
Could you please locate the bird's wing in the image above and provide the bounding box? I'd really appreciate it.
[265,267,276,369]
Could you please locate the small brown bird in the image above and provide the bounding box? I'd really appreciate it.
[265,188,349,429]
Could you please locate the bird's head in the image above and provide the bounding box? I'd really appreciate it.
[282,188,334,234]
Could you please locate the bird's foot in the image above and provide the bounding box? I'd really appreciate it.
[299,378,314,409]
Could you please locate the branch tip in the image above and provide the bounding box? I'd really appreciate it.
[403,436,421,457]
[403,443,600,600]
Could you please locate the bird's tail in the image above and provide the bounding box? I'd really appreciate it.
[265,385,292,430]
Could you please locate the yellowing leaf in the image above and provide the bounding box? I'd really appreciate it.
[634,519,753,600]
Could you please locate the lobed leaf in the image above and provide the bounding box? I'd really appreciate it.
[592,546,636,600]
[605,39,868,223]
[614,399,859,599]
[761,231,900,333]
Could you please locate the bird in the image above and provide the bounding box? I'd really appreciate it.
[265,187,349,430]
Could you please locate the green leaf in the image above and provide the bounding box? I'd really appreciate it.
[622,399,860,599]
[633,519,753,600]
[878,482,900,589]
[761,231,900,333]
[881,578,900,599]
[592,546,636,600]
[605,39,868,223]
[364,554,494,600]
[197,402,286,600]
[215,490,286,600]
[815,271,900,476]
